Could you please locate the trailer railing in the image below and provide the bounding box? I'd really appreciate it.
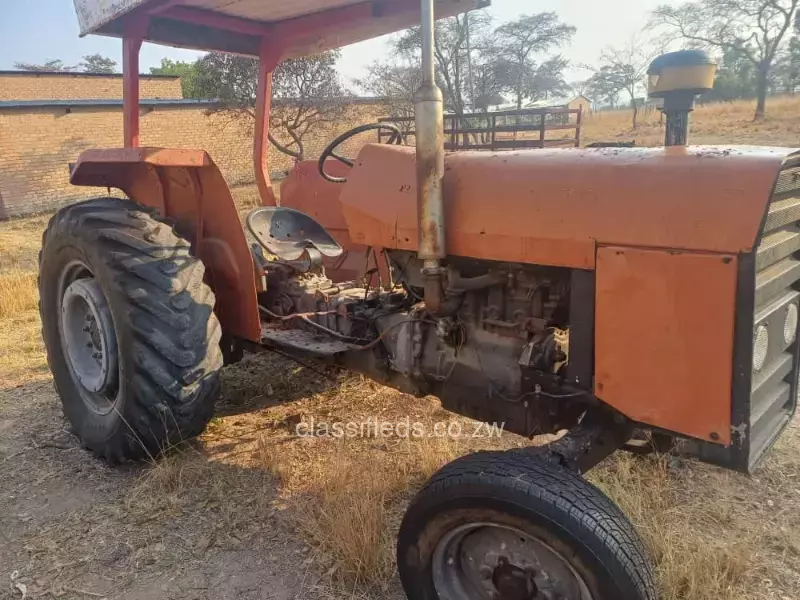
[378,107,582,150]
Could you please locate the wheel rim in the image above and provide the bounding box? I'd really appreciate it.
[58,260,119,413]
[432,522,595,600]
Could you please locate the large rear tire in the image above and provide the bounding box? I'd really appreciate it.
[39,198,222,461]
[397,451,657,600]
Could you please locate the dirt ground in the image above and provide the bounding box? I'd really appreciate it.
[3,98,800,600]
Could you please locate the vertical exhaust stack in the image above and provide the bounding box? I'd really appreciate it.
[415,0,446,312]
[648,50,716,147]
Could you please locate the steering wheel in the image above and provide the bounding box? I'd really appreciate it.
[318,122,404,183]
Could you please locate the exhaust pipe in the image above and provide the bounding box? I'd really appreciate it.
[415,0,446,311]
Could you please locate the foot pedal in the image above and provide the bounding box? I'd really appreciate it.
[261,326,357,357]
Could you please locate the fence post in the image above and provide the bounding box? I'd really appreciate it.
[491,113,496,150]
[539,110,547,148]
[575,107,582,148]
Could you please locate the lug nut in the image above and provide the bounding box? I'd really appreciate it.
[479,565,493,579]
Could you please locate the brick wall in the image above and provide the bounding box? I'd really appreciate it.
[0,101,388,219]
[0,72,182,101]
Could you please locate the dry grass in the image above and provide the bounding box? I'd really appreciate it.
[0,268,38,318]
[0,227,46,383]
[582,94,800,147]
[254,406,470,592]
[591,455,758,600]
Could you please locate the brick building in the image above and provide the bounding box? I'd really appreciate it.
[0,71,385,219]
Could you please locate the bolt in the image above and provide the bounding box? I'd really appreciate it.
[479,565,493,579]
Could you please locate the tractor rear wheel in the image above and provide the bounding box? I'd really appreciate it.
[397,451,657,600]
[39,198,222,462]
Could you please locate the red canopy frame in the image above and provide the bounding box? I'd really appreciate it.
[122,7,285,205]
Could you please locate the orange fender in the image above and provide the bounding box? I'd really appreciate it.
[71,147,261,342]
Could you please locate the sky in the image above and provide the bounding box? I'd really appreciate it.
[0,0,680,85]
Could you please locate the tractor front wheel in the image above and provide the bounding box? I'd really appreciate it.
[39,198,222,461]
[397,451,657,600]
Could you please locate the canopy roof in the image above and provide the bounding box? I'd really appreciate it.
[73,0,485,60]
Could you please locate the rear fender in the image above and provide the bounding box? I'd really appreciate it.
[70,147,261,342]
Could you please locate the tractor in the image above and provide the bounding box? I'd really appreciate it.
[39,0,799,598]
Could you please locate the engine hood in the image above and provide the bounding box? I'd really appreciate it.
[340,144,799,269]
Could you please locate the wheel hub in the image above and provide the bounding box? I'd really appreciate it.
[432,523,594,600]
[60,277,118,400]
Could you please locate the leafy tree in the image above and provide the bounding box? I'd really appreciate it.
[494,13,576,109]
[79,54,116,74]
[524,55,571,101]
[772,13,800,93]
[194,51,349,160]
[651,0,800,120]
[394,11,494,116]
[13,59,75,72]
[585,66,621,109]
[780,36,800,91]
[150,58,201,98]
[704,47,759,100]
[471,48,509,111]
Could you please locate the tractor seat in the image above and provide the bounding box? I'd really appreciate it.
[246,206,343,262]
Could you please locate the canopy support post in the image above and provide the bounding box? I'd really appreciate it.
[255,42,281,206]
[122,19,147,148]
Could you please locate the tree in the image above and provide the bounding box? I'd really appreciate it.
[355,59,421,131]
[571,80,591,97]
[494,13,576,109]
[773,14,800,92]
[651,0,799,120]
[194,51,349,161]
[150,58,201,98]
[777,36,800,92]
[471,50,509,110]
[524,55,571,100]
[589,41,654,129]
[585,67,621,109]
[80,54,116,74]
[394,11,494,116]
[13,59,75,72]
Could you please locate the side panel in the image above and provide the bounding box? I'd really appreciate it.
[70,147,261,342]
[594,247,738,444]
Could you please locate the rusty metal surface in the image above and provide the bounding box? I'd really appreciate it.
[71,147,261,342]
[341,144,796,269]
[260,326,355,356]
[594,246,738,444]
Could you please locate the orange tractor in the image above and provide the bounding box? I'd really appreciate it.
[40,0,798,598]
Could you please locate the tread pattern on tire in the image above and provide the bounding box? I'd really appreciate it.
[39,198,223,461]
[399,450,657,600]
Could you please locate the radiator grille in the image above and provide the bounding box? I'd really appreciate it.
[749,164,800,468]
